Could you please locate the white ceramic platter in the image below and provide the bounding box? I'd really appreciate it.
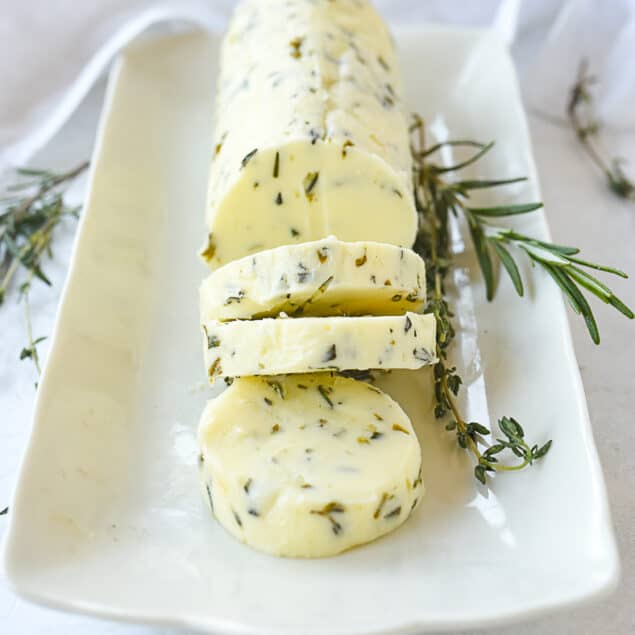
[3,26,619,634]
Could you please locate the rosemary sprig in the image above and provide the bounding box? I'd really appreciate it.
[412,115,631,483]
[0,161,89,374]
[568,59,635,201]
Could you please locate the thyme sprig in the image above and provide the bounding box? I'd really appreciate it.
[411,115,631,483]
[1,162,89,374]
[568,59,635,201]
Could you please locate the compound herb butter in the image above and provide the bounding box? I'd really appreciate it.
[203,312,436,381]
[198,374,423,557]
[203,0,416,266]
[200,236,426,322]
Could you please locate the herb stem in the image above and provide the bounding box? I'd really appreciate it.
[412,115,554,484]
[440,373,479,456]
[567,59,635,201]
[1,160,88,376]
[22,274,42,376]
[9,161,89,222]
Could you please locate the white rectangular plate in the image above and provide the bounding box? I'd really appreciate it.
[3,26,619,634]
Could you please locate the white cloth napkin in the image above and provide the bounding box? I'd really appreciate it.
[1,0,634,174]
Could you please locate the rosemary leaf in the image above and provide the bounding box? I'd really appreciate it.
[466,218,495,301]
[489,238,524,296]
[468,202,543,217]
[456,176,527,190]
[412,117,554,484]
[431,141,495,174]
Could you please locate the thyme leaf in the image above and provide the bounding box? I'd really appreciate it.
[413,109,632,482]
[1,161,89,377]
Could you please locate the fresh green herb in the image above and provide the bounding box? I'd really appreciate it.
[201,233,216,262]
[373,492,393,519]
[290,275,333,316]
[414,111,630,481]
[273,151,280,178]
[317,384,334,408]
[310,501,345,535]
[384,505,401,519]
[266,379,285,399]
[337,369,374,382]
[205,483,214,512]
[296,262,309,283]
[0,507,8,516]
[377,55,390,71]
[304,171,319,200]
[317,246,329,263]
[413,347,433,363]
[568,59,634,201]
[207,333,220,349]
[411,117,573,482]
[224,289,245,305]
[208,357,222,378]
[0,162,89,377]
[289,37,304,59]
[392,423,410,435]
[323,344,337,362]
[241,148,258,168]
[412,465,423,489]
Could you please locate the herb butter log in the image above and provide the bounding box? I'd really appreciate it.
[200,236,426,321]
[203,312,436,380]
[198,374,423,557]
[203,0,416,266]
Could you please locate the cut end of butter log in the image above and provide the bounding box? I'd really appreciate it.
[198,374,423,558]
[200,236,427,322]
[203,0,416,266]
[203,312,436,381]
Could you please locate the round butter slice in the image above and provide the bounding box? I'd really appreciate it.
[198,374,423,558]
[203,312,436,381]
[200,236,426,322]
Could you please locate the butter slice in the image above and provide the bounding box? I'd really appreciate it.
[200,236,426,322]
[203,312,436,381]
[204,0,416,265]
[198,374,423,557]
